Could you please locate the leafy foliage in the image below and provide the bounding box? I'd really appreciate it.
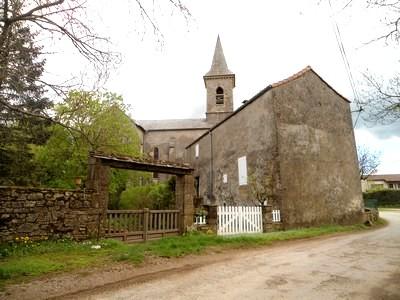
[119,178,176,210]
[0,20,51,185]
[33,91,141,190]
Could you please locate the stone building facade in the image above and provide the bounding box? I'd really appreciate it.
[137,36,364,228]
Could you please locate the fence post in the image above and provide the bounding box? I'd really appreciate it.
[262,205,272,233]
[143,208,149,242]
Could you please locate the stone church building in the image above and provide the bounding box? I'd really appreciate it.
[136,37,364,228]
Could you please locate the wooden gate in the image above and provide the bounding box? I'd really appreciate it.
[217,206,263,236]
[106,209,180,242]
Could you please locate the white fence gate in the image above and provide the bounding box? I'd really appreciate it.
[217,206,263,236]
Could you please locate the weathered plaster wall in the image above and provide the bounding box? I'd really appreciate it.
[0,187,103,242]
[273,71,364,227]
[187,91,278,206]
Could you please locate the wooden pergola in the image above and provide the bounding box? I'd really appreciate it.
[86,152,195,234]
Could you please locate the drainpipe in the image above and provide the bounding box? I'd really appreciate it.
[210,130,214,203]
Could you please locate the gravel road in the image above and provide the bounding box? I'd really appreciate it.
[80,210,400,300]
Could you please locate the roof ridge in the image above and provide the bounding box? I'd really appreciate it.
[271,66,312,88]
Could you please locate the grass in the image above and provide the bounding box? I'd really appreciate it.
[0,220,385,287]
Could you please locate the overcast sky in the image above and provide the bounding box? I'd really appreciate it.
[46,0,400,174]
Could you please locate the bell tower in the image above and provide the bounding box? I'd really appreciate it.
[204,36,235,124]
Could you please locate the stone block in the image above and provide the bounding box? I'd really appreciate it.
[17,223,38,233]
[25,201,36,208]
[27,193,43,200]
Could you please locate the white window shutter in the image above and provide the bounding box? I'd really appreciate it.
[238,156,247,186]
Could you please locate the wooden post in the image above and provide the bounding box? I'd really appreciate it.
[143,208,149,241]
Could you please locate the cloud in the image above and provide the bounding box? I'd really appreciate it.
[354,115,400,139]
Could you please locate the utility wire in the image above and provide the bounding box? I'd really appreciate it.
[328,0,362,128]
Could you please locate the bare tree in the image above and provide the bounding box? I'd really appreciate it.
[357,145,381,180]
[362,73,400,123]
[0,0,190,122]
[366,0,400,43]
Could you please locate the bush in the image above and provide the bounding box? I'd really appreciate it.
[119,181,175,210]
[363,189,400,207]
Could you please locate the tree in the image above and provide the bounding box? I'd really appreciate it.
[0,20,51,185]
[0,0,189,185]
[361,0,400,123]
[357,145,381,180]
[326,0,400,123]
[33,91,142,193]
[362,74,400,123]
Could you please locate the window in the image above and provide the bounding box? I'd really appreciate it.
[194,176,200,197]
[216,87,224,104]
[223,174,228,183]
[153,147,159,178]
[153,147,159,160]
[238,156,247,186]
[389,183,394,189]
[195,144,199,158]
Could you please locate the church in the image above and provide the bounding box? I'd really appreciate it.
[136,37,364,228]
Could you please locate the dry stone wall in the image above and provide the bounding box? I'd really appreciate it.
[0,186,104,242]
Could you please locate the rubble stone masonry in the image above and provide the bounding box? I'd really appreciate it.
[0,186,104,242]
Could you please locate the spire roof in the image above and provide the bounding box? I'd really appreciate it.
[205,36,234,76]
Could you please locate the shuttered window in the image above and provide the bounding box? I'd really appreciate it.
[238,156,247,186]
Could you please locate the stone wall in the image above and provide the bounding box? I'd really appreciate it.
[273,70,364,228]
[0,186,104,242]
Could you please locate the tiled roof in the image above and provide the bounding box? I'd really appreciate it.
[367,174,400,182]
[137,118,212,131]
[271,66,313,88]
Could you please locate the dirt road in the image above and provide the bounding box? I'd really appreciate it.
[75,210,400,300]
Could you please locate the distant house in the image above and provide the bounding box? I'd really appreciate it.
[362,174,400,192]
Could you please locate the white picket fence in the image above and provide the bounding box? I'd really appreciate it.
[217,206,263,236]
[194,215,207,225]
[272,209,281,222]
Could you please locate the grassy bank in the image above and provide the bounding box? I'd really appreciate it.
[0,220,385,287]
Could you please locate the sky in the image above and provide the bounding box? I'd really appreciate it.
[45,0,400,174]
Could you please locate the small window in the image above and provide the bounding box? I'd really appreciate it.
[153,147,159,178]
[194,176,200,197]
[238,156,247,186]
[216,87,224,104]
[195,144,199,158]
[153,147,159,160]
[223,174,228,183]
[389,183,394,189]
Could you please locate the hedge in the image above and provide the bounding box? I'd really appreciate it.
[363,190,400,207]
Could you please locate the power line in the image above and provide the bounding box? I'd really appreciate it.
[328,0,362,127]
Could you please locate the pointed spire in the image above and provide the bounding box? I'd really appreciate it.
[205,35,233,76]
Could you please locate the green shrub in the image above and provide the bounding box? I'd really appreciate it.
[363,190,400,207]
[119,181,174,210]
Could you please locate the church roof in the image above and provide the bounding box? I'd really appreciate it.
[204,36,234,77]
[137,118,212,131]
